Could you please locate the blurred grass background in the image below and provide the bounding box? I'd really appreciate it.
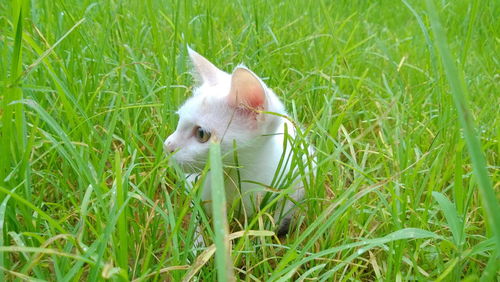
[0,0,498,280]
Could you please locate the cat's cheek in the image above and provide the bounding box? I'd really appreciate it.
[170,151,185,164]
[169,154,191,172]
[172,153,205,173]
[170,149,194,166]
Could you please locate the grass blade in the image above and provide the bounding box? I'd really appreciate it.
[209,142,235,282]
[425,0,500,251]
[114,150,129,280]
[183,230,273,281]
[0,186,67,234]
[0,246,94,264]
[432,192,463,248]
[0,186,17,280]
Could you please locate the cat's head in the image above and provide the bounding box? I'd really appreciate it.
[164,47,286,172]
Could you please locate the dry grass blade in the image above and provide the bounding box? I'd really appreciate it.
[182,230,274,281]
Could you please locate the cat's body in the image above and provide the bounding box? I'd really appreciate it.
[164,48,312,235]
[190,118,302,224]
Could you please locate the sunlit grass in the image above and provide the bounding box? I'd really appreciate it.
[0,0,498,280]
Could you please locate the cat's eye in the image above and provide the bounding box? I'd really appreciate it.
[194,126,211,143]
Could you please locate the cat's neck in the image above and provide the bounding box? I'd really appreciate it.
[227,118,293,172]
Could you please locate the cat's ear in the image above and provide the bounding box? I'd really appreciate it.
[187,46,226,85]
[228,67,266,111]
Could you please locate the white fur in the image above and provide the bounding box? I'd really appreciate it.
[164,48,310,230]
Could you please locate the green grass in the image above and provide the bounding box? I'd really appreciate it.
[1,0,499,280]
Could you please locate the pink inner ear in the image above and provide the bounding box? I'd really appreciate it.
[244,86,265,108]
[229,68,266,110]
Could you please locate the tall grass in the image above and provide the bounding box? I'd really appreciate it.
[0,0,498,280]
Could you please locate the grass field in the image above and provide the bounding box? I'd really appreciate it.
[1,0,499,280]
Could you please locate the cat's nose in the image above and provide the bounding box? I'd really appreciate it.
[163,139,176,153]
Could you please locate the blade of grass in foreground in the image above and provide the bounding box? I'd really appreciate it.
[0,187,17,280]
[0,2,26,279]
[114,150,129,281]
[209,142,235,282]
[425,0,500,260]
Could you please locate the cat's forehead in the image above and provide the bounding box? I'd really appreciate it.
[193,80,231,98]
[177,96,204,117]
[176,94,223,125]
[177,82,230,114]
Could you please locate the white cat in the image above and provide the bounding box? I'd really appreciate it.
[164,47,313,236]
